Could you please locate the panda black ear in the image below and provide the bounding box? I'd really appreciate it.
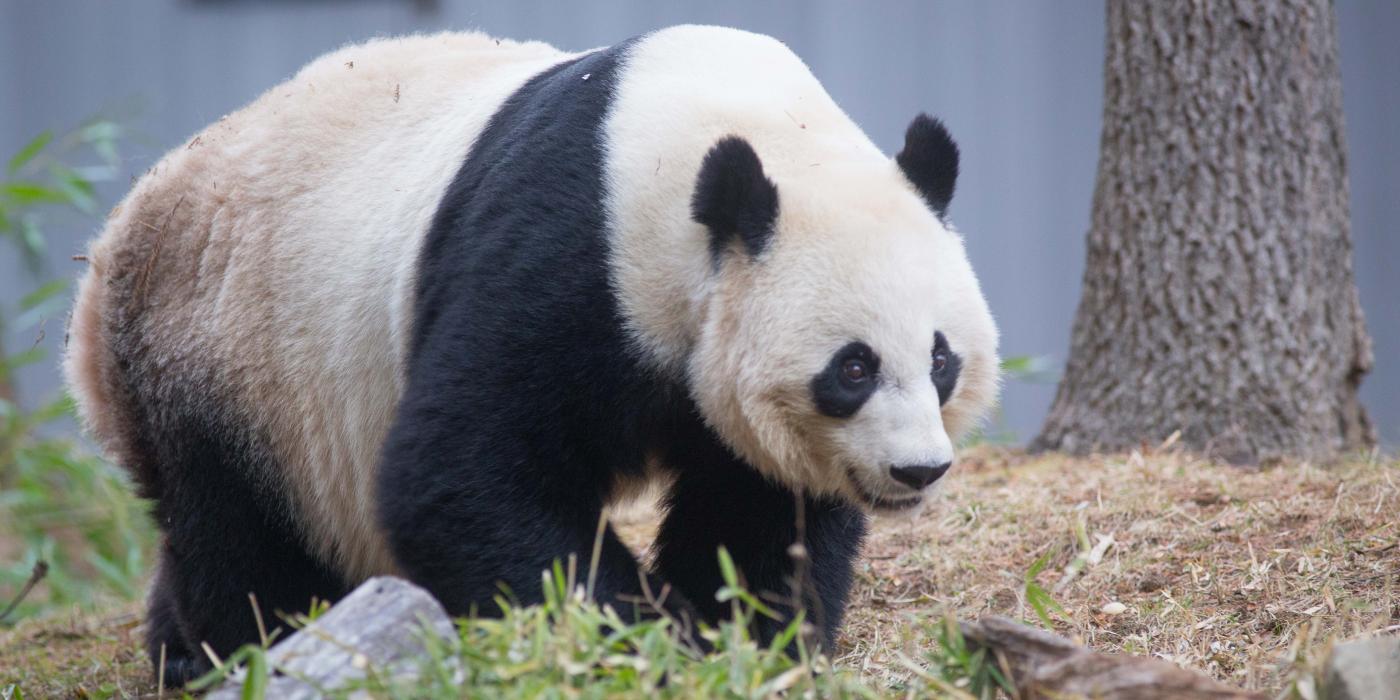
[896,114,959,218]
[692,136,779,260]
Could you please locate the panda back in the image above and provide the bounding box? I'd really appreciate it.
[65,32,574,581]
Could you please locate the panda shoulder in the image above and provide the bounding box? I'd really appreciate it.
[292,31,565,87]
[634,25,806,74]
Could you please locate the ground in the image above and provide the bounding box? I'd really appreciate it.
[2,450,1396,697]
[834,449,1398,693]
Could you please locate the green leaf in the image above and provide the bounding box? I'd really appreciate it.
[49,163,97,215]
[242,648,268,700]
[1026,585,1053,629]
[8,131,53,175]
[29,394,76,425]
[1,347,45,376]
[78,120,124,168]
[1000,356,1036,373]
[1024,552,1066,629]
[87,551,137,599]
[769,612,804,652]
[1,181,69,206]
[1000,355,1059,384]
[716,547,739,588]
[20,216,46,262]
[1025,551,1051,581]
[19,279,68,311]
[79,120,121,146]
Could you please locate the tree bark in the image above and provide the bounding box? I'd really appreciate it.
[1034,0,1375,464]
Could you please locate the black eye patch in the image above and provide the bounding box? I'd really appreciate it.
[931,331,962,406]
[811,341,880,419]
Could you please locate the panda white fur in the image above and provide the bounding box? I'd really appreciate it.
[65,25,998,683]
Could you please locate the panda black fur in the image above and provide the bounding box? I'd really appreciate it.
[65,26,999,685]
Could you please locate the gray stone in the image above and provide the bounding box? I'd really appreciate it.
[207,576,457,699]
[1324,636,1400,700]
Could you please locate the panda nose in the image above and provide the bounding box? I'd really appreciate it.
[889,462,952,490]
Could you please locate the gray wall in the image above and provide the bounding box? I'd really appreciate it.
[2,1,1395,447]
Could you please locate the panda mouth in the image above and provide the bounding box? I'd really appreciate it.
[844,467,923,512]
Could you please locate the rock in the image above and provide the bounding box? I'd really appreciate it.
[1324,636,1400,700]
[207,576,456,699]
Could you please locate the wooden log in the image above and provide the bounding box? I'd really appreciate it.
[207,576,456,699]
[960,616,1264,700]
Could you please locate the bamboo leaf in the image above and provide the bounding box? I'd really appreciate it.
[2,181,70,206]
[49,163,98,215]
[19,279,68,311]
[28,394,76,425]
[7,131,53,175]
[20,216,46,261]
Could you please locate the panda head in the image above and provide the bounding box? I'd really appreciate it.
[688,114,999,514]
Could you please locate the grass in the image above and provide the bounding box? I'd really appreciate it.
[0,601,147,698]
[0,407,154,622]
[1,449,1396,698]
[333,558,883,699]
[2,120,154,629]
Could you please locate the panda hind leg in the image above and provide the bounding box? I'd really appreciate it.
[141,413,349,685]
[144,552,209,688]
[151,490,349,685]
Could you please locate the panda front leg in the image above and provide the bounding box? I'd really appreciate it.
[653,439,867,651]
[377,424,694,630]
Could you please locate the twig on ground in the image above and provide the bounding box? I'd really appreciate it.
[0,560,50,623]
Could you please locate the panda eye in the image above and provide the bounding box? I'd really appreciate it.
[932,350,949,373]
[812,341,880,418]
[930,331,961,406]
[841,358,871,384]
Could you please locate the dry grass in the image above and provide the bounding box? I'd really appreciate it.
[835,448,1399,694]
[4,451,1396,697]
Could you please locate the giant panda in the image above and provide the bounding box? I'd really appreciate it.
[64,25,999,684]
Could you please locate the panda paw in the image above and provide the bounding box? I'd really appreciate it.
[155,653,212,689]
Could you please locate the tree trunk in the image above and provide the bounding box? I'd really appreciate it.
[1034,0,1375,464]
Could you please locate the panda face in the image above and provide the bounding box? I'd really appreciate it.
[811,332,963,505]
[688,157,999,513]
